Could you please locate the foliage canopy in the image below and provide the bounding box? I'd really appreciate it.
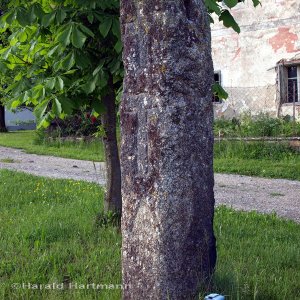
[0,0,122,127]
[0,0,261,125]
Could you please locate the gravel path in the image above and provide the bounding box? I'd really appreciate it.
[0,146,106,185]
[1,146,299,223]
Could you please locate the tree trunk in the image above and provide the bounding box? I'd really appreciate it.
[0,103,7,132]
[120,0,216,299]
[100,77,122,214]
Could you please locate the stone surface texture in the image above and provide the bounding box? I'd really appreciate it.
[120,1,216,299]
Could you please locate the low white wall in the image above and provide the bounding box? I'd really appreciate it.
[5,108,36,131]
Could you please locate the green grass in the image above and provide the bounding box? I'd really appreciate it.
[214,141,300,181]
[0,170,120,300]
[212,207,300,299]
[0,170,299,299]
[214,158,300,181]
[0,131,105,161]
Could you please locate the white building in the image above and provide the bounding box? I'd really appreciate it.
[211,0,300,119]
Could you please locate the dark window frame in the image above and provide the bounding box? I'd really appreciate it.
[213,71,222,103]
[278,62,300,104]
[287,66,299,103]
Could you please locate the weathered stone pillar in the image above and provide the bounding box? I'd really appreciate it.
[120,0,216,299]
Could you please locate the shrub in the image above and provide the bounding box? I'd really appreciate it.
[33,110,102,145]
[48,111,101,137]
[214,113,300,137]
[214,118,241,137]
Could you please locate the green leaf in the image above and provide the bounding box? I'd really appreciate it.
[0,11,12,24]
[82,81,96,95]
[63,69,77,75]
[19,91,29,103]
[34,99,50,121]
[32,84,45,100]
[6,99,21,110]
[19,30,27,42]
[79,24,95,38]
[99,71,108,89]
[59,96,74,115]
[55,77,64,90]
[56,24,73,47]
[33,4,45,20]
[14,72,22,81]
[92,60,105,76]
[219,10,240,33]
[6,11,16,25]
[47,45,60,57]
[90,1,96,9]
[56,9,67,24]
[114,40,122,54]
[28,5,37,23]
[109,59,121,74]
[53,97,62,115]
[91,99,106,114]
[99,18,112,38]
[38,111,51,128]
[82,74,98,94]
[75,51,91,69]
[204,0,222,15]
[41,12,56,27]
[87,13,94,24]
[71,26,87,49]
[16,9,31,26]
[45,78,56,90]
[1,47,11,60]
[213,83,228,100]
[61,52,75,70]
[4,81,18,94]
[12,100,22,109]
[252,0,261,7]
[112,19,121,39]
[223,0,238,9]
[0,61,8,74]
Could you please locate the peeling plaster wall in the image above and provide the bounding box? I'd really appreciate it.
[211,0,300,119]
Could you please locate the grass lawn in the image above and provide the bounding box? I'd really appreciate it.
[0,131,105,161]
[0,170,299,299]
[214,141,300,181]
[214,158,300,181]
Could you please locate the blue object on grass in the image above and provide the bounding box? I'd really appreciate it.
[204,294,225,300]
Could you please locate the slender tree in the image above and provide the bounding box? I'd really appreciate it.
[0,0,123,214]
[120,0,216,298]
[101,74,122,213]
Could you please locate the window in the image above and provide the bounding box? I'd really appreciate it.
[213,71,222,103]
[278,63,300,104]
[287,66,299,103]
